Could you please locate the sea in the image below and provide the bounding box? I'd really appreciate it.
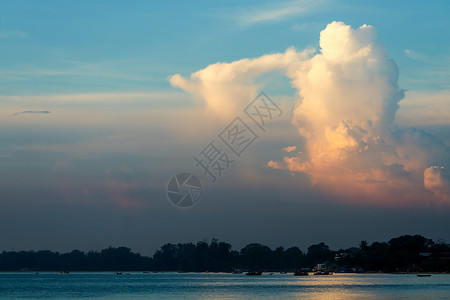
[0,272,449,299]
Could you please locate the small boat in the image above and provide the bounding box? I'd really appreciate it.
[232,269,243,274]
[417,274,431,277]
[313,271,333,275]
[294,270,309,276]
[245,271,262,276]
[115,272,122,275]
[280,271,287,274]
[60,270,69,274]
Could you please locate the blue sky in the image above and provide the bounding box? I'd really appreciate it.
[1,0,450,254]
[1,0,449,94]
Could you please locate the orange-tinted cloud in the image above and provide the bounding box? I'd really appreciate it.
[172,21,450,205]
[274,22,450,205]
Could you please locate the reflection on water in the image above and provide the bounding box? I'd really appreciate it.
[0,273,449,299]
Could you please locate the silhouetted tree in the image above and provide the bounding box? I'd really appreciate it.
[0,235,449,272]
[306,242,333,267]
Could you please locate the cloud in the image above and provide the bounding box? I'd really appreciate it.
[283,146,297,153]
[401,50,450,90]
[14,110,51,115]
[52,158,73,173]
[103,165,148,209]
[234,0,326,25]
[277,22,450,204]
[169,48,311,120]
[0,29,27,39]
[1,92,184,104]
[172,21,450,205]
[404,49,428,62]
[424,166,450,202]
[0,58,158,83]
[291,22,322,32]
[396,90,450,127]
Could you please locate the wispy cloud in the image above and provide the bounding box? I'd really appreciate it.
[397,90,450,127]
[235,0,327,25]
[14,110,51,116]
[1,92,187,104]
[401,50,450,90]
[1,91,193,122]
[404,49,429,62]
[0,29,28,39]
[291,22,321,32]
[0,58,161,83]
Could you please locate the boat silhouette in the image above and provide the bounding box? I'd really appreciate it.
[245,271,262,276]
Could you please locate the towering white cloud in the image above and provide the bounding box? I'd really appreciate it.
[170,48,309,119]
[277,22,450,204]
[171,21,450,205]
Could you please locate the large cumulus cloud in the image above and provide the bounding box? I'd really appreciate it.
[171,21,450,205]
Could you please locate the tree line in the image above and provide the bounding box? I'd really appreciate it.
[0,235,449,272]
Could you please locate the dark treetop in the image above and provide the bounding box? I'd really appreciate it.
[1,235,449,272]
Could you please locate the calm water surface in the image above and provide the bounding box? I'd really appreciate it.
[0,272,449,299]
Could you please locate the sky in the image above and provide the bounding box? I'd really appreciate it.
[1,0,450,255]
